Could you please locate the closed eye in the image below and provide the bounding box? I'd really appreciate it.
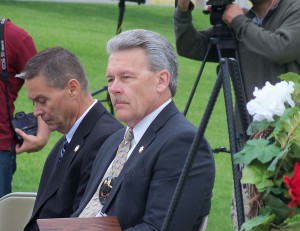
[32,96,47,106]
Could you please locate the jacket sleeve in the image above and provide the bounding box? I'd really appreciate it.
[174,6,231,63]
[123,130,215,231]
[230,3,300,64]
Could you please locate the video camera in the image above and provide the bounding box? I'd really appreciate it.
[206,0,234,25]
[12,111,38,142]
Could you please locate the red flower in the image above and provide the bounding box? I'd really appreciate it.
[284,162,300,208]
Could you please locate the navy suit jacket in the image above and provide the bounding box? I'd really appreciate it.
[24,101,123,231]
[73,101,215,231]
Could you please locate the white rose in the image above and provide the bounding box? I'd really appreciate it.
[246,81,295,122]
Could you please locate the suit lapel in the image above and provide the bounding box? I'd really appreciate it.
[77,131,124,212]
[102,101,179,212]
[101,127,156,212]
[39,137,85,203]
[32,102,106,217]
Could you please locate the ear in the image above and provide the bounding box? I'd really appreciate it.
[67,79,80,96]
[157,70,170,93]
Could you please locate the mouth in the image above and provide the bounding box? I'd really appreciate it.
[114,101,126,106]
[113,103,128,111]
[42,117,51,125]
[113,99,129,108]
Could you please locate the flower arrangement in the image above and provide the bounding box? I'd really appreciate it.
[234,73,300,231]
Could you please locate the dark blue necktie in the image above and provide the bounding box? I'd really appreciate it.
[59,136,68,162]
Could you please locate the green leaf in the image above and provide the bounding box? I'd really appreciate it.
[263,193,291,224]
[274,107,300,150]
[234,139,281,165]
[290,142,300,159]
[240,207,274,231]
[279,72,300,84]
[278,72,300,106]
[285,214,300,228]
[268,145,290,172]
[247,121,274,136]
[269,186,286,195]
[241,163,274,191]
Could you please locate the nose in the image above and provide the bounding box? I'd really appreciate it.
[108,80,121,95]
[33,104,44,117]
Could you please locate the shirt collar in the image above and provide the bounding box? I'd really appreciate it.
[131,99,172,145]
[65,99,97,142]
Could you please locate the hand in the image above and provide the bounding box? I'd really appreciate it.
[222,3,244,25]
[15,116,50,154]
[177,0,190,11]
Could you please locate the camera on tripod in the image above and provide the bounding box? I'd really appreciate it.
[205,0,234,25]
[11,111,38,142]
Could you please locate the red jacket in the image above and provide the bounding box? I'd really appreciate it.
[0,19,37,150]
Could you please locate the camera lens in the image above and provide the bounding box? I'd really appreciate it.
[15,112,26,119]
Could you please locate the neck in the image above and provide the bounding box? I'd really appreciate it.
[66,94,94,133]
[77,95,95,120]
[252,0,278,18]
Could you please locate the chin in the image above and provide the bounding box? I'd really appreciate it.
[116,114,130,124]
[48,127,57,132]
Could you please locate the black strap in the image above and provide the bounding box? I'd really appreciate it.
[0,18,9,82]
[0,18,15,142]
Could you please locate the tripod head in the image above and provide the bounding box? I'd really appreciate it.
[205,0,235,25]
[203,0,235,43]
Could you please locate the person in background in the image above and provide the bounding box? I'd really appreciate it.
[19,47,123,231]
[174,0,300,229]
[72,29,215,231]
[0,18,50,198]
[174,0,300,102]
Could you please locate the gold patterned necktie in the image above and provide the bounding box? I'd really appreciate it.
[111,127,134,177]
[98,127,134,205]
[79,128,134,217]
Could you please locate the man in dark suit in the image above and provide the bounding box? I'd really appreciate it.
[73,29,215,230]
[18,47,123,231]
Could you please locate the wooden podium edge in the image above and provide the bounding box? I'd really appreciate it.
[37,216,121,231]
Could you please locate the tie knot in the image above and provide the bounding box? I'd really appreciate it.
[63,137,69,149]
[59,136,69,161]
[124,128,134,143]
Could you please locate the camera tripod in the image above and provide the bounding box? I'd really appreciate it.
[162,25,250,231]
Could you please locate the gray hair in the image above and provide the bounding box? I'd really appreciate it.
[106,29,178,96]
[18,46,89,92]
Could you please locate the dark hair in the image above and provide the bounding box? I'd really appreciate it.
[18,46,89,92]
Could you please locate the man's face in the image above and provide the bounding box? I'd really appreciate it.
[25,74,75,134]
[106,48,167,128]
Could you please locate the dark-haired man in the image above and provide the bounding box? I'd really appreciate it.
[20,47,123,231]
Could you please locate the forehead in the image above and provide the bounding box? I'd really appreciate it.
[24,74,58,99]
[107,48,147,68]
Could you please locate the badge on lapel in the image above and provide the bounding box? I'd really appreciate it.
[139,146,144,153]
[74,145,80,152]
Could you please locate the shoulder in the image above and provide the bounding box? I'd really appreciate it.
[278,0,300,13]
[5,19,32,44]
[82,102,123,136]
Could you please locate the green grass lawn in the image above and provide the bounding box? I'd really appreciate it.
[1,1,234,230]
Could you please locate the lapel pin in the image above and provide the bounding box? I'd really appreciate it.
[74,145,80,152]
[139,146,144,153]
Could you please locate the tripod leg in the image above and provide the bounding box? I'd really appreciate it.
[183,43,213,116]
[229,58,250,140]
[220,58,245,230]
[161,71,223,231]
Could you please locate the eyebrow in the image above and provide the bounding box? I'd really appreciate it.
[30,94,47,102]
